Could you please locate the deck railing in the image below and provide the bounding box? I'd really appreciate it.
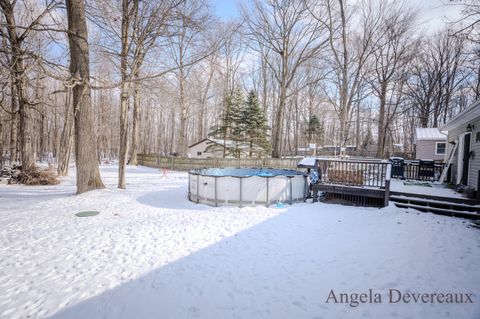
[312,158,392,207]
[402,161,443,181]
[315,159,391,188]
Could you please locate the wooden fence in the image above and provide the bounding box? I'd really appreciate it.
[137,154,301,171]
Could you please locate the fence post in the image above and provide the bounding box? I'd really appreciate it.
[214,176,218,207]
[188,173,191,200]
[196,174,200,204]
[289,177,293,205]
[239,177,243,208]
[266,177,269,207]
[384,163,392,207]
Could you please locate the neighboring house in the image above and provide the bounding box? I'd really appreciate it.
[187,138,264,158]
[414,128,447,161]
[441,101,480,190]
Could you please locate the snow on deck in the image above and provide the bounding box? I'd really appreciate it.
[0,165,479,319]
[390,179,464,199]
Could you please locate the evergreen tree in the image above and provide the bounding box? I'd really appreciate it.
[208,88,244,158]
[362,127,374,150]
[242,90,270,157]
[305,115,324,145]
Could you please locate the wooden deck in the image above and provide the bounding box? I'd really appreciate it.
[305,158,479,218]
[309,158,391,208]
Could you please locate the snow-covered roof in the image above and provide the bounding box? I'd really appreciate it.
[188,138,262,151]
[414,128,446,142]
[441,100,480,131]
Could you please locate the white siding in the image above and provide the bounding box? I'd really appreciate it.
[468,117,480,190]
[188,141,220,158]
[415,140,446,161]
[445,116,480,190]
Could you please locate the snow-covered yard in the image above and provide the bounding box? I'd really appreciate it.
[0,165,479,319]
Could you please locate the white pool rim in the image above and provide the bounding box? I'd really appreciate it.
[188,168,308,207]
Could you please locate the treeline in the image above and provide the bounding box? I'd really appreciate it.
[0,0,479,192]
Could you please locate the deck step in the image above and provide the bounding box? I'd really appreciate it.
[393,202,479,220]
[390,195,480,213]
[390,193,480,220]
[390,191,478,206]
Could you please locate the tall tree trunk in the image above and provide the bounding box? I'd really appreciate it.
[355,103,360,152]
[129,39,144,165]
[0,122,3,166]
[129,80,141,165]
[272,56,287,158]
[66,0,105,194]
[17,80,35,170]
[9,84,18,163]
[57,88,74,176]
[196,65,214,141]
[376,80,387,158]
[178,63,187,156]
[118,0,131,188]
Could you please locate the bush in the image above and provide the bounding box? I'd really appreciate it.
[14,168,60,185]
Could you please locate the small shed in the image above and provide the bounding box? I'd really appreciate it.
[441,101,480,191]
[414,128,447,161]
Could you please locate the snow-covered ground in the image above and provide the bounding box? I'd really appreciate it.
[390,179,465,199]
[0,165,479,319]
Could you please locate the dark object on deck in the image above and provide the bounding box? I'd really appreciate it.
[465,187,477,200]
[418,160,435,180]
[390,157,404,179]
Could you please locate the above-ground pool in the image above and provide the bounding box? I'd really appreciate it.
[188,168,308,207]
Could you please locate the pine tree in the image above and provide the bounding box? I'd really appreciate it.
[243,90,270,157]
[208,88,244,158]
[305,114,324,146]
[362,127,374,150]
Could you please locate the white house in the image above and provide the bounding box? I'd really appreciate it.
[414,128,447,161]
[441,101,480,192]
[187,138,265,158]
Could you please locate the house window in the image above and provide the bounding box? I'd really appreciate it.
[435,142,446,155]
[197,151,202,156]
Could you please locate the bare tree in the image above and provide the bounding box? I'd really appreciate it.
[406,30,468,128]
[318,0,385,156]
[0,0,59,170]
[129,1,182,165]
[167,0,212,156]
[57,87,74,176]
[243,0,328,158]
[369,1,416,157]
[66,0,105,193]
